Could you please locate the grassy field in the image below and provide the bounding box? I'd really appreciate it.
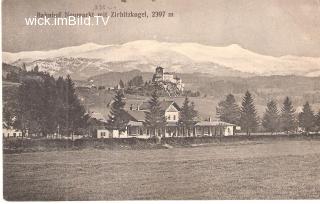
[3,139,320,200]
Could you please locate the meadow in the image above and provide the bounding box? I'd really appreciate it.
[3,139,320,200]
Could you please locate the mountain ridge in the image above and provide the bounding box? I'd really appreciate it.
[3,40,320,79]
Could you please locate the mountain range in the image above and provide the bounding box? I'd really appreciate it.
[3,40,320,80]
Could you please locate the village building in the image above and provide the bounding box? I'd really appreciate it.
[92,99,238,139]
[2,123,25,138]
[194,120,236,137]
[131,100,181,137]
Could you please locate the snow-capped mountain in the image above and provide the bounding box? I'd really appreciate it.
[3,40,320,79]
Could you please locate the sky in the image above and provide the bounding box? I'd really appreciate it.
[2,0,320,57]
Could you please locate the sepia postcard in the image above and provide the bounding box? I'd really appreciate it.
[2,0,320,201]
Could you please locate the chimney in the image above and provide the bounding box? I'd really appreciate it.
[136,104,140,111]
[130,104,133,110]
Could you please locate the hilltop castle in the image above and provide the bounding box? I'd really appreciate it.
[152,66,184,92]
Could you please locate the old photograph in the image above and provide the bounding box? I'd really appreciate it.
[2,0,320,200]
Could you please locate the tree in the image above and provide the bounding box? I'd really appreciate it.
[280,97,296,134]
[15,78,43,136]
[144,90,166,137]
[40,74,58,136]
[128,75,144,87]
[55,76,67,136]
[5,71,88,138]
[240,91,259,135]
[216,94,240,125]
[119,80,125,89]
[107,90,127,134]
[262,100,279,134]
[22,63,27,71]
[298,102,315,134]
[33,65,39,72]
[65,75,80,136]
[316,110,320,132]
[179,97,198,136]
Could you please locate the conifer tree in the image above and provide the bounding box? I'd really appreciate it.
[216,94,240,125]
[107,90,127,134]
[179,97,198,136]
[22,63,27,72]
[33,65,39,72]
[262,100,279,134]
[144,90,166,137]
[240,91,259,135]
[55,76,67,135]
[128,75,144,87]
[119,80,125,89]
[280,97,296,134]
[40,74,58,136]
[298,101,315,134]
[16,78,43,136]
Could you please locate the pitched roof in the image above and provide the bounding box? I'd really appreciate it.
[90,112,107,123]
[139,101,180,111]
[126,110,146,122]
[195,121,236,127]
[90,110,137,124]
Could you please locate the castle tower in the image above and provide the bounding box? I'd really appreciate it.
[152,66,164,82]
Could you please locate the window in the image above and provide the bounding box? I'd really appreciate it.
[168,115,171,120]
[13,133,16,137]
[101,132,106,137]
[173,115,176,121]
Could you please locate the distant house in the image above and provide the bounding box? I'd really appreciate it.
[2,123,24,138]
[194,120,237,137]
[89,111,130,139]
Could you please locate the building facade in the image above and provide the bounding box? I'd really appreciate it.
[94,100,237,139]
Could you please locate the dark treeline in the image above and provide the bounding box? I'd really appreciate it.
[217,91,320,135]
[3,67,89,137]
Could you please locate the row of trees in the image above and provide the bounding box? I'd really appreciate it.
[217,91,320,135]
[3,69,89,137]
[107,90,198,137]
